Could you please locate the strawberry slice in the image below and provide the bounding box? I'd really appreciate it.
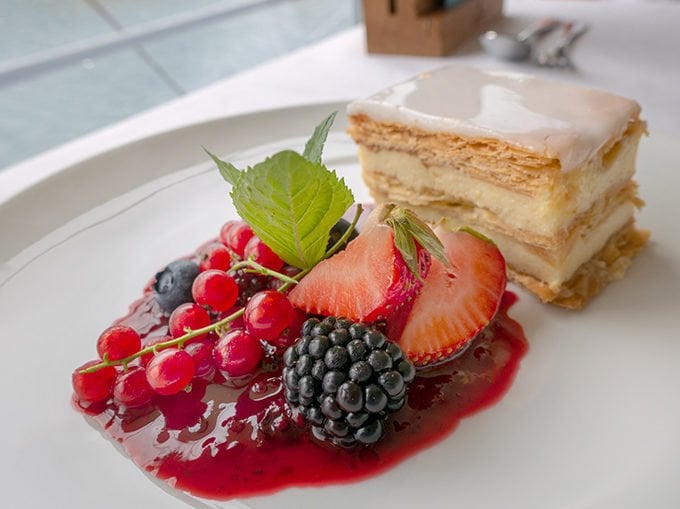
[288,224,430,322]
[391,228,507,367]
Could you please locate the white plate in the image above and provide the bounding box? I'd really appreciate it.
[1,104,679,509]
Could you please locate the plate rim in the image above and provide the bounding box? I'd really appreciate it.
[0,101,348,263]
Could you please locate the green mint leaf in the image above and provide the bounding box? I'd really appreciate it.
[231,150,353,269]
[205,148,242,186]
[302,111,337,164]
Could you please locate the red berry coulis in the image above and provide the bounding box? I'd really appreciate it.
[78,291,527,502]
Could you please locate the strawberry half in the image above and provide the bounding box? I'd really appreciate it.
[288,224,430,322]
[391,228,507,367]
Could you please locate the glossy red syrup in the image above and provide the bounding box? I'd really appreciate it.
[80,292,527,501]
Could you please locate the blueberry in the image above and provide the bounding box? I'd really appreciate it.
[354,419,384,444]
[346,340,368,362]
[153,259,199,313]
[367,350,392,373]
[397,360,416,383]
[322,370,346,394]
[348,361,372,383]
[363,330,386,349]
[378,370,405,397]
[364,384,388,413]
[328,329,350,346]
[337,381,363,413]
[324,345,349,369]
[295,354,313,376]
[308,336,331,358]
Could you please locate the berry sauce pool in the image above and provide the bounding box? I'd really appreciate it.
[78,292,527,501]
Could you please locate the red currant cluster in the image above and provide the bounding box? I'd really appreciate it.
[72,220,307,410]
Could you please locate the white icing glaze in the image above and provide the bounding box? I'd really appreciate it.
[347,66,641,171]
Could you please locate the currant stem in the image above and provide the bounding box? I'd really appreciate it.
[80,307,245,374]
[80,204,363,375]
[229,259,298,285]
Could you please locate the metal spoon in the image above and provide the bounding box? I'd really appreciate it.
[479,19,561,61]
[535,21,589,68]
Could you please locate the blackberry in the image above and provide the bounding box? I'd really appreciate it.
[230,268,270,306]
[282,317,415,447]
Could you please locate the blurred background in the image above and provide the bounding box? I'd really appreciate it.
[0,0,361,170]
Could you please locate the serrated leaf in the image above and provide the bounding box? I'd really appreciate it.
[231,150,353,269]
[302,111,337,164]
[205,148,242,186]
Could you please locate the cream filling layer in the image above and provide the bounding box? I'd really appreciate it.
[358,138,638,239]
[437,201,636,290]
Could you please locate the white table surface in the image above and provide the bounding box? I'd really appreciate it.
[1,0,679,204]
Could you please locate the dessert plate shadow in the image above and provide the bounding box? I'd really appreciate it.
[1,103,679,509]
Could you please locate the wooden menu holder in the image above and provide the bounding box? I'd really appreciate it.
[362,0,503,56]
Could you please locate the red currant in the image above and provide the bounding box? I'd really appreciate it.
[139,335,172,366]
[219,220,241,246]
[146,348,195,395]
[244,290,295,340]
[191,270,239,312]
[198,242,232,272]
[168,303,211,340]
[184,339,217,379]
[72,360,117,403]
[213,330,263,377]
[243,236,284,271]
[270,308,308,350]
[226,223,254,257]
[97,325,141,361]
[113,366,155,407]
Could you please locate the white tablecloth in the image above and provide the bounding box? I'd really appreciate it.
[2,0,678,203]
